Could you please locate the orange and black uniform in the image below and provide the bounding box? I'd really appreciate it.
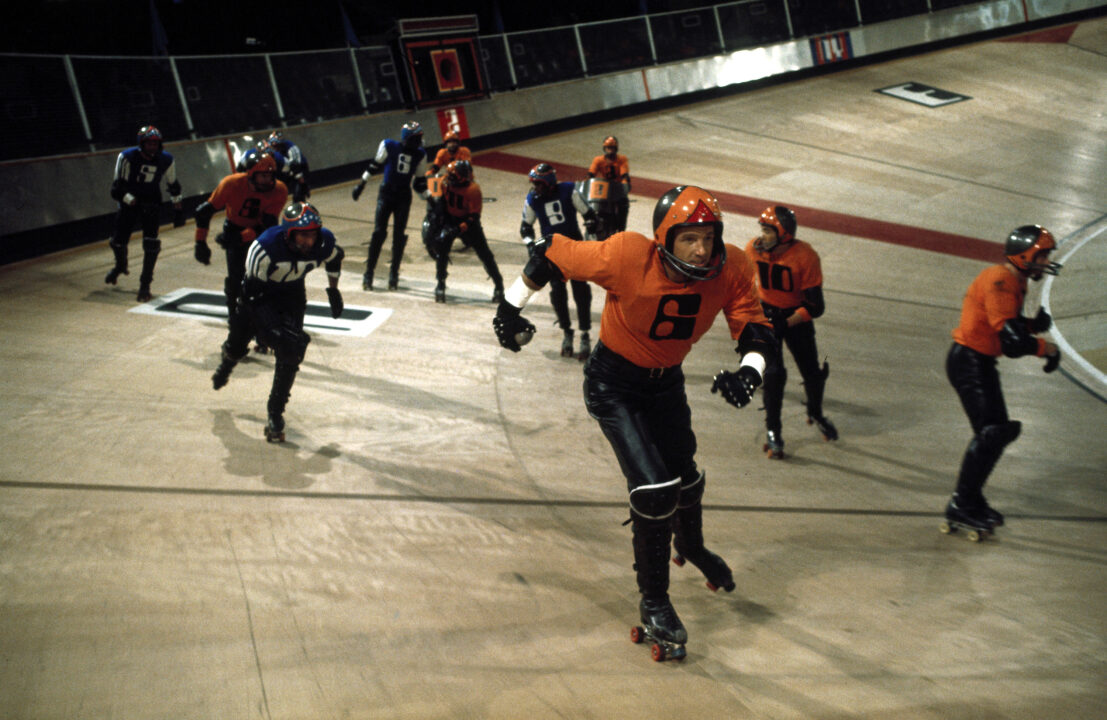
[426,145,471,177]
[588,152,630,232]
[947,264,1048,499]
[195,173,288,315]
[744,237,826,432]
[433,177,503,293]
[544,231,772,602]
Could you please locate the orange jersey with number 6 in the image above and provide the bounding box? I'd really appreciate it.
[546,232,769,368]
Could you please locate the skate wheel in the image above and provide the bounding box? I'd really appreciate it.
[672,555,686,567]
[967,529,982,542]
[630,626,644,644]
[651,643,665,662]
[705,581,718,593]
[939,521,953,535]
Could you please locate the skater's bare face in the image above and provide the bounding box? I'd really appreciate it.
[289,229,318,254]
[671,227,714,268]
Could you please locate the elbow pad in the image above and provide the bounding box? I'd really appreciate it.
[110,180,124,201]
[801,286,825,319]
[736,321,779,367]
[365,161,383,177]
[166,180,182,198]
[194,201,215,229]
[520,222,536,240]
[1000,319,1039,358]
[522,238,564,288]
[324,246,345,273]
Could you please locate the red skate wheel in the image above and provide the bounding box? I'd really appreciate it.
[672,555,686,567]
[706,581,719,592]
[630,626,644,644]
[651,643,665,662]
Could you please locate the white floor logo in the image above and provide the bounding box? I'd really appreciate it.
[129,288,392,337]
[876,82,970,107]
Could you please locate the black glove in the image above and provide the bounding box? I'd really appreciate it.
[1044,349,1061,373]
[326,287,344,319]
[711,366,762,409]
[1029,307,1052,334]
[352,182,365,201]
[194,241,211,265]
[412,175,428,194]
[173,208,186,228]
[493,300,536,352]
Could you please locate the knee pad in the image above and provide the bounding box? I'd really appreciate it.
[677,470,705,509]
[629,477,680,521]
[142,237,161,255]
[222,340,249,362]
[979,421,1021,452]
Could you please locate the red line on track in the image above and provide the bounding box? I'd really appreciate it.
[472,150,999,262]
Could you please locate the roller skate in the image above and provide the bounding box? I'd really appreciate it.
[672,542,736,593]
[560,329,574,358]
[939,494,995,542]
[362,273,373,291]
[979,495,1005,527]
[577,331,591,362]
[808,414,838,441]
[763,429,785,459]
[435,281,446,304]
[630,595,687,662]
[104,266,128,285]
[388,270,399,291]
[264,412,286,443]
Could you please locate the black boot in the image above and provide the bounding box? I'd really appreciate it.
[265,360,298,443]
[136,238,160,302]
[632,516,685,643]
[105,239,128,285]
[212,343,239,390]
[673,503,735,592]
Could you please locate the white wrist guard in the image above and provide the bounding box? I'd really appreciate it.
[739,352,766,378]
[504,276,536,309]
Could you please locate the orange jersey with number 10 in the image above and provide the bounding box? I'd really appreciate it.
[547,232,768,368]
[207,173,288,231]
[744,238,823,312]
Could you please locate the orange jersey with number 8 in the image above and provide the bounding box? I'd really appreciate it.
[207,174,288,231]
[547,232,769,368]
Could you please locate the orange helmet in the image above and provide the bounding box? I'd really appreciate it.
[1005,225,1061,279]
[443,130,460,144]
[652,186,726,281]
[759,205,796,245]
[446,159,473,186]
[603,135,618,154]
[245,151,278,192]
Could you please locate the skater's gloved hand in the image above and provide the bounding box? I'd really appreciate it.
[493,300,535,352]
[194,240,211,265]
[711,366,762,409]
[1043,348,1061,373]
[326,287,344,319]
[1029,307,1052,334]
[351,182,365,202]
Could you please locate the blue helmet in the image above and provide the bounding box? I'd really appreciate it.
[528,163,557,196]
[281,202,322,232]
[137,125,162,154]
[267,130,288,152]
[401,121,423,147]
